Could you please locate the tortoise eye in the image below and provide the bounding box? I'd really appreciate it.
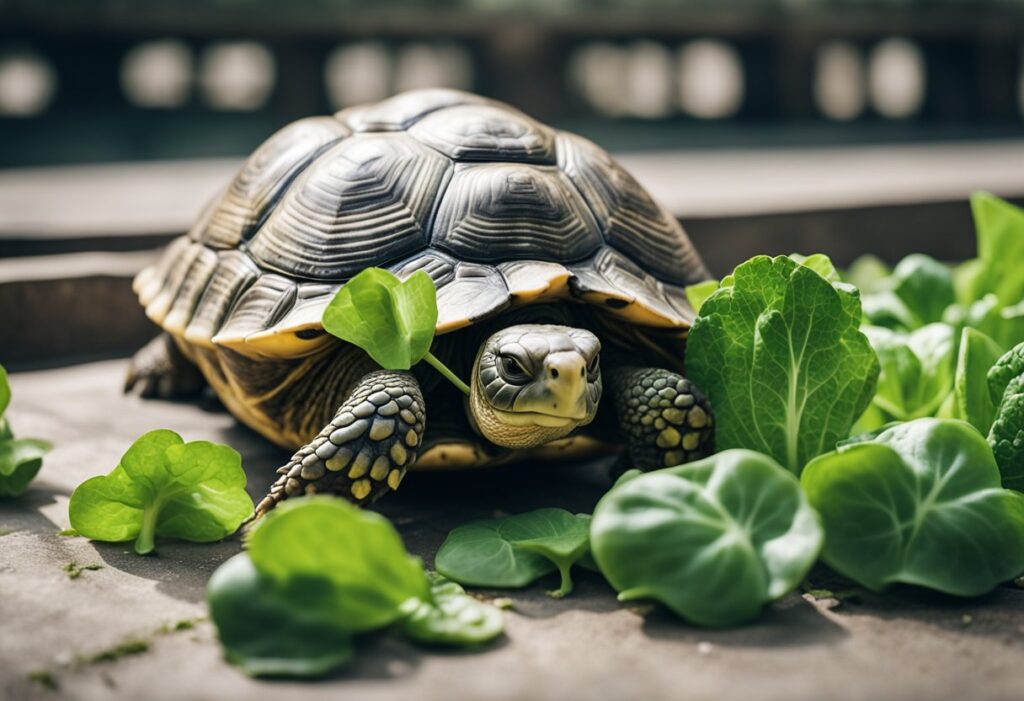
[498,354,530,383]
[587,353,601,376]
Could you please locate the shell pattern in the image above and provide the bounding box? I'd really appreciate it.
[135,89,711,358]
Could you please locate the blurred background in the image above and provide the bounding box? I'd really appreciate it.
[2,0,1024,366]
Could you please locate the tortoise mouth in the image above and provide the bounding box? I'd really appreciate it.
[487,407,582,428]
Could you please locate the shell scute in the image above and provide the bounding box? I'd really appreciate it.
[247,133,450,281]
[557,133,709,286]
[431,163,602,264]
[339,88,492,132]
[192,117,349,249]
[409,104,556,164]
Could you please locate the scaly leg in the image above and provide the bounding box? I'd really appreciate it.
[253,370,425,519]
[125,332,206,399]
[606,366,714,470]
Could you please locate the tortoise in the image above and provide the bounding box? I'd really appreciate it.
[126,88,715,518]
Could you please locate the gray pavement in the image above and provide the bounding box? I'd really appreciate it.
[2,359,1023,701]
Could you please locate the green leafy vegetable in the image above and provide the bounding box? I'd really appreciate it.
[860,254,955,331]
[208,553,354,678]
[208,497,503,678]
[801,418,1024,596]
[0,434,51,498]
[789,252,841,283]
[435,508,591,597]
[686,255,879,474]
[952,327,1004,434]
[322,267,469,395]
[398,573,505,646]
[590,449,823,627]
[962,192,1024,308]
[0,364,52,498]
[68,429,254,554]
[858,324,955,432]
[843,254,891,295]
[0,364,9,417]
[247,497,429,631]
[987,342,1024,490]
[685,253,837,314]
[684,280,720,314]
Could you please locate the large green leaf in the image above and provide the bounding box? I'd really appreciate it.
[686,255,879,474]
[590,449,822,627]
[68,430,253,554]
[207,553,354,678]
[322,268,438,370]
[247,497,429,632]
[435,508,591,597]
[802,418,1024,596]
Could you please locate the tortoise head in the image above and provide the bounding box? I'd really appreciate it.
[469,324,602,449]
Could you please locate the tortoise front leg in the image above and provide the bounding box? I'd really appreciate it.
[606,366,714,470]
[253,370,425,519]
[125,332,206,399]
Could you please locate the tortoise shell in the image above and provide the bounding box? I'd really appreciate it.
[135,89,711,359]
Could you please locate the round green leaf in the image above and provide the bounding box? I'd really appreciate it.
[208,553,354,678]
[247,497,429,632]
[435,508,590,594]
[802,418,1024,596]
[591,450,823,628]
[322,268,438,370]
[398,573,504,647]
[68,430,253,554]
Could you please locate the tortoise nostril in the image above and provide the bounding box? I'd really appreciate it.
[550,368,559,379]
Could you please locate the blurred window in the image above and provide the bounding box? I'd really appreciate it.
[121,40,193,109]
[814,41,866,121]
[568,42,629,117]
[0,50,56,117]
[677,40,743,119]
[325,42,391,110]
[394,43,473,94]
[869,38,926,119]
[625,41,673,119]
[199,42,275,111]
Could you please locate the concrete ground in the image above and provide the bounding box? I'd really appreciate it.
[2,359,1024,701]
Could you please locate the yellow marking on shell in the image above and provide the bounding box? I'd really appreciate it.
[682,431,701,451]
[370,456,390,481]
[498,261,571,301]
[390,442,408,466]
[404,429,419,447]
[304,484,318,495]
[688,406,708,428]
[348,451,371,479]
[656,427,681,449]
[351,479,372,500]
[387,469,404,490]
[663,450,683,467]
